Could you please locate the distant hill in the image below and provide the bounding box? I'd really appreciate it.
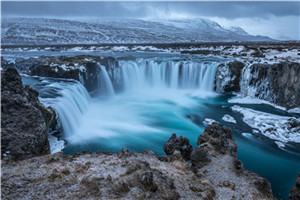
[1,17,274,45]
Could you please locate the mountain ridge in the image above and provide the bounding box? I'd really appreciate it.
[1,17,274,45]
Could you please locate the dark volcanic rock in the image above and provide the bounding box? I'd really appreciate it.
[163,133,193,160]
[1,68,55,161]
[289,173,300,200]
[31,56,119,92]
[215,61,245,93]
[244,62,300,109]
[197,122,236,155]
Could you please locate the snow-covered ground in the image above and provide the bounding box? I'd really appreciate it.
[228,95,300,113]
[222,114,237,124]
[1,18,272,45]
[231,105,300,144]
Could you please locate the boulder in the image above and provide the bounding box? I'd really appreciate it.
[289,173,300,200]
[1,68,55,161]
[163,133,193,160]
[197,122,236,155]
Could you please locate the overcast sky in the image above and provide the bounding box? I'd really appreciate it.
[2,1,300,40]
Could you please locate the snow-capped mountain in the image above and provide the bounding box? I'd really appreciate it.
[1,17,273,45]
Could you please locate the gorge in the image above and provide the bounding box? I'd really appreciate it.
[1,43,300,200]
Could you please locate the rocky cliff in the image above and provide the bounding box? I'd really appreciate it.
[1,68,56,161]
[215,62,300,109]
[31,56,118,92]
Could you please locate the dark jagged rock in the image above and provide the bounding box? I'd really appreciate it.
[163,133,193,160]
[289,173,300,200]
[197,122,236,155]
[243,62,300,109]
[1,68,55,161]
[30,56,119,92]
[215,61,245,93]
[190,146,211,169]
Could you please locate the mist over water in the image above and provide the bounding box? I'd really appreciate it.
[64,59,219,146]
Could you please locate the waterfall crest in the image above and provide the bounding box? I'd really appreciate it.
[110,59,218,93]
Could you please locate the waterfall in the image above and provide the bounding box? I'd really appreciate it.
[41,81,91,138]
[114,59,218,92]
[98,64,115,96]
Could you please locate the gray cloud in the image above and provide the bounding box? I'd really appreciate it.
[2,2,300,19]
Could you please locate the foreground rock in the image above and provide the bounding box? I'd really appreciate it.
[289,173,300,200]
[1,68,55,161]
[1,123,273,200]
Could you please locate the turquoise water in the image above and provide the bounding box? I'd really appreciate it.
[62,91,299,200]
[18,51,300,200]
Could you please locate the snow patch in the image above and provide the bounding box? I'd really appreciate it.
[48,135,65,153]
[228,95,286,111]
[231,105,300,143]
[275,141,285,148]
[222,114,237,124]
[204,118,217,125]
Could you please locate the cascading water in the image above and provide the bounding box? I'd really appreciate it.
[98,64,115,96]
[114,59,218,92]
[63,58,219,145]
[41,81,91,138]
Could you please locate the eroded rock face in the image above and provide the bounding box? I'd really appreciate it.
[215,61,245,93]
[30,55,119,92]
[1,68,55,161]
[215,61,300,109]
[289,173,300,200]
[241,62,300,109]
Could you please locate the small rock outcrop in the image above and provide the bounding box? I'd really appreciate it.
[163,133,193,160]
[1,68,55,161]
[289,173,300,200]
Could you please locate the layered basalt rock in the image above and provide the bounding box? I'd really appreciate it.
[241,62,300,109]
[2,122,274,200]
[215,61,300,109]
[31,56,118,92]
[1,68,56,161]
[1,55,119,92]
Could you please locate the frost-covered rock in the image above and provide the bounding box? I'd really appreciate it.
[240,62,300,109]
[31,55,119,92]
[215,61,245,93]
